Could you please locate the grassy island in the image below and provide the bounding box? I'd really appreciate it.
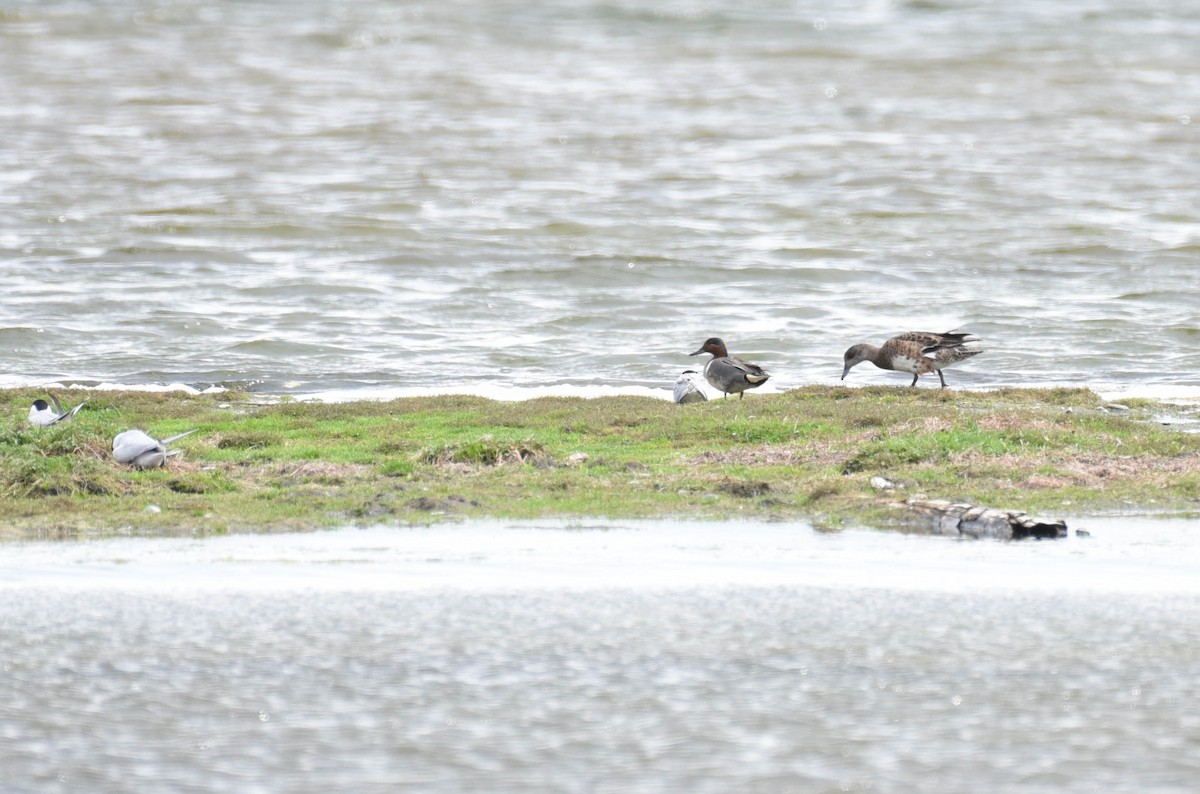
[2,386,1198,538]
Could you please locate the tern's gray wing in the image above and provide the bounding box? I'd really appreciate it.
[43,398,86,425]
[672,376,690,403]
[113,430,165,466]
[673,372,707,404]
[59,400,86,422]
[47,393,64,414]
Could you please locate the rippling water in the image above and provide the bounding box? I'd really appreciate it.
[2,0,1199,398]
[2,519,1199,791]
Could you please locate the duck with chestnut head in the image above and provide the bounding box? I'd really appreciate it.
[688,337,770,399]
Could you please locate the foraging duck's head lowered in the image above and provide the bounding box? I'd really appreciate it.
[841,344,875,380]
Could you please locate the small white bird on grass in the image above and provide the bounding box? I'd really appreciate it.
[112,429,198,469]
[672,370,708,404]
[28,393,87,427]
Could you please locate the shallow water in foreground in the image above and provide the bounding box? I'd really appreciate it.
[3,518,1199,792]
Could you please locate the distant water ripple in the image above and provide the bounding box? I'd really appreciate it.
[2,1,1198,398]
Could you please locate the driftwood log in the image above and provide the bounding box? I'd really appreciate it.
[893,498,1068,540]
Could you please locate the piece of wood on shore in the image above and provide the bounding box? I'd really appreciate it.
[893,498,1068,540]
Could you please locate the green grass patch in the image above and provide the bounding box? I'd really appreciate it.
[1,385,1198,538]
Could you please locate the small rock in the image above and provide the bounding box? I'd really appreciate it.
[1075,529,1091,538]
[1102,403,1131,413]
[567,452,589,465]
[143,504,162,514]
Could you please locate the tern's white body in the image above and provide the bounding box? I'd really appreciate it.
[28,394,86,427]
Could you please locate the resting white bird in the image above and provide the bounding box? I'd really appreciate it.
[672,370,708,404]
[28,393,87,427]
[112,429,197,469]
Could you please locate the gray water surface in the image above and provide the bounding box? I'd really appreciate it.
[2,518,1199,792]
[2,1,1199,398]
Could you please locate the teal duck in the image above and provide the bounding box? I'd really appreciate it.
[689,338,770,399]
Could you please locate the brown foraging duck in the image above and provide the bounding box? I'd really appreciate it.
[841,331,982,388]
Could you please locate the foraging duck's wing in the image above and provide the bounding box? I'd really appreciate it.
[892,331,948,348]
[936,331,980,344]
[893,330,979,350]
[928,345,984,367]
[889,331,980,358]
[895,331,977,344]
[112,430,165,465]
